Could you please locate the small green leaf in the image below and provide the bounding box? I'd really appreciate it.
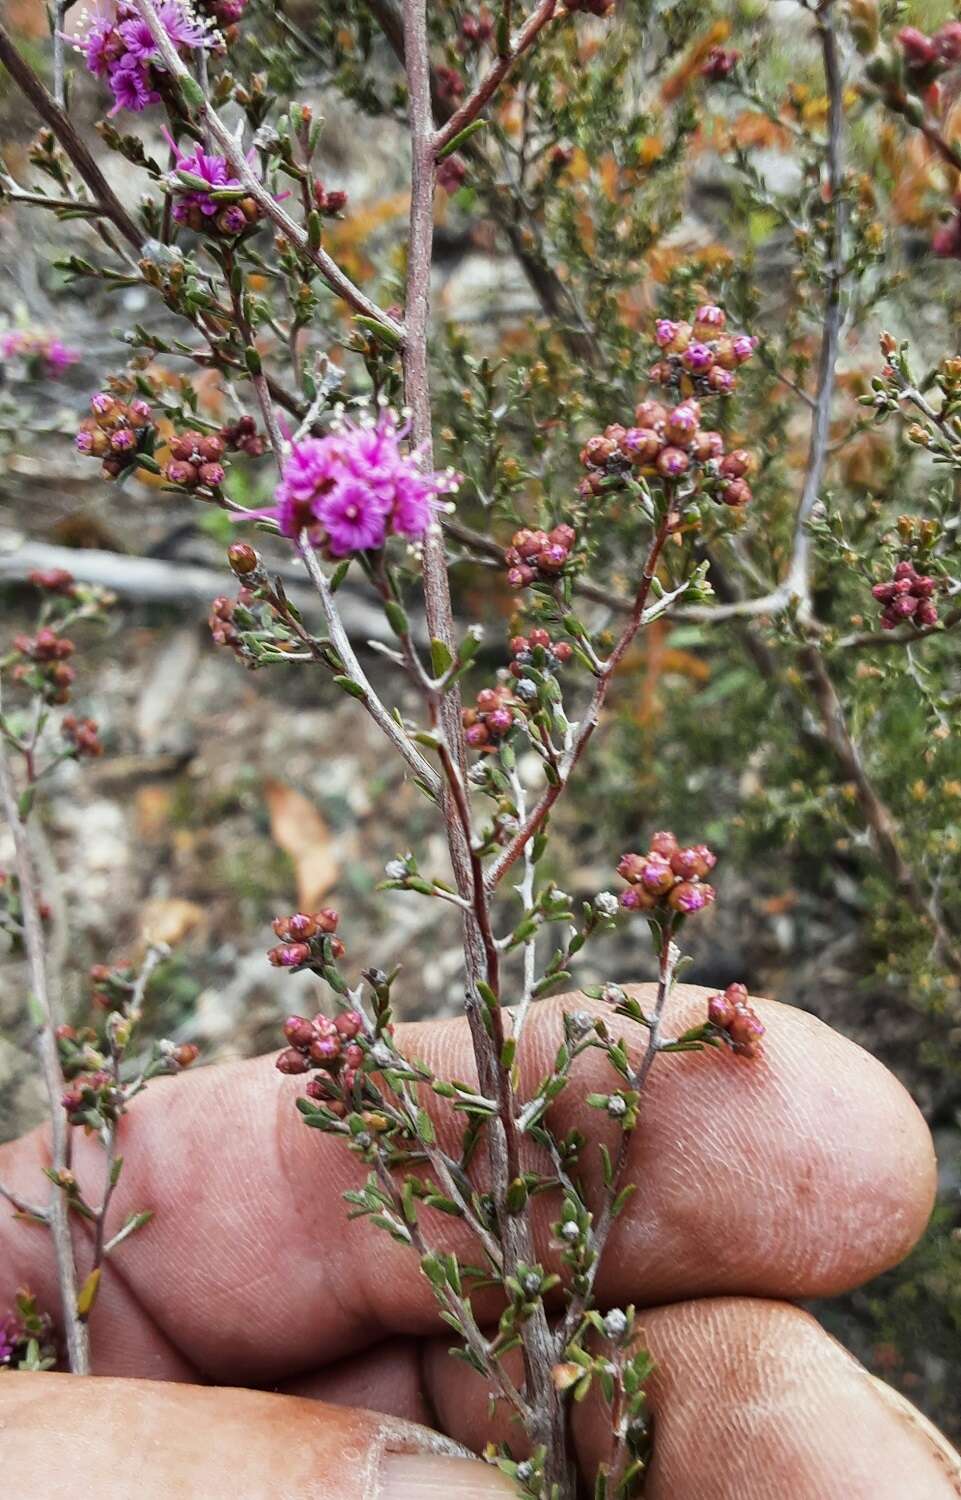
[436,119,488,161]
[385,600,409,637]
[178,74,206,110]
[430,637,453,677]
[333,674,366,699]
[354,314,403,348]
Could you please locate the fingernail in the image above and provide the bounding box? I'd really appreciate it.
[380,1453,516,1499]
[868,1376,961,1484]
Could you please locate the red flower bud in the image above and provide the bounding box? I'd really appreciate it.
[283,1015,316,1048]
[276,1047,311,1074]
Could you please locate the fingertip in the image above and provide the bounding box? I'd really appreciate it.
[596,988,936,1301]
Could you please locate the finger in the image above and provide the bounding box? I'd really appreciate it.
[280,1336,435,1428]
[419,1299,961,1499]
[0,987,935,1382]
[0,1372,511,1500]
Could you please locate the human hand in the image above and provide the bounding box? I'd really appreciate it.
[1,986,959,1498]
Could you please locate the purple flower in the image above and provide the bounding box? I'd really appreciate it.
[77,15,120,74]
[166,136,242,219]
[1,330,80,378]
[116,13,162,61]
[73,1,215,115]
[317,479,390,556]
[155,0,211,48]
[45,339,80,374]
[249,409,458,555]
[0,1317,18,1366]
[107,56,159,113]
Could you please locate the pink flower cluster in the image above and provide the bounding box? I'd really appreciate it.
[74,1,215,115]
[650,306,757,398]
[0,330,79,377]
[255,409,458,556]
[617,831,717,915]
[872,561,939,631]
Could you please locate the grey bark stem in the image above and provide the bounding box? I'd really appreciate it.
[0,714,88,1373]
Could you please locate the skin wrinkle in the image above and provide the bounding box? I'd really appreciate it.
[0,986,936,1384]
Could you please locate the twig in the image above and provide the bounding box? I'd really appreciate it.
[0,1181,49,1221]
[128,0,403,339]
[0,694,88,1373]
[433,1,559,156]
[0,23,144,254]
[297,535,441,797]
[556,932,679,1354]
[802,645,961,974]
[52,0,67,107]
[781,0,846,621]
[487,509,675,891]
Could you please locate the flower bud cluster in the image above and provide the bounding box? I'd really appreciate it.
[505,524,576,589]
[199,0,247,26]
[617,830,716,915]
[872,561,939,630]
[460,9,494,46]
[897,23,961,84]
[266,907,344,968]
[437,156,468,194]
[11,628,75,704]
[0,870,52,933]
[165,429,228,491]
[62,713,103,758]
[650,306,757,397]
[28,568,76,596]
[509,628,573,679]
[312,182,348,216]
[221,414,267,457]
[702,46,739,80]
[275,1007,366,1117]
[462,685,517,751]
[89,960,136,1011]
[208,594,246,653]
[61,1069,123,1126]
[566,0,615,14]
[707,982,764,1058]
[931,193,961,260]
[579,397,754,508]
[74,392,154,478]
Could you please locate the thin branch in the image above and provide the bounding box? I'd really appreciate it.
[366,0,600,365]
[297,535,441,797]
[128,0,403,339]
[0,1181,49,1221]
[433,1,560,156]
[0,698,88,1373]
[487,509,675,891]
[0,22,143,253]
[781,0,846,620]
[801,645,961,974]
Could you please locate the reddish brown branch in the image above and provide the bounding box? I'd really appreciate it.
[433,0,559,156]
[487,509,675,891]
